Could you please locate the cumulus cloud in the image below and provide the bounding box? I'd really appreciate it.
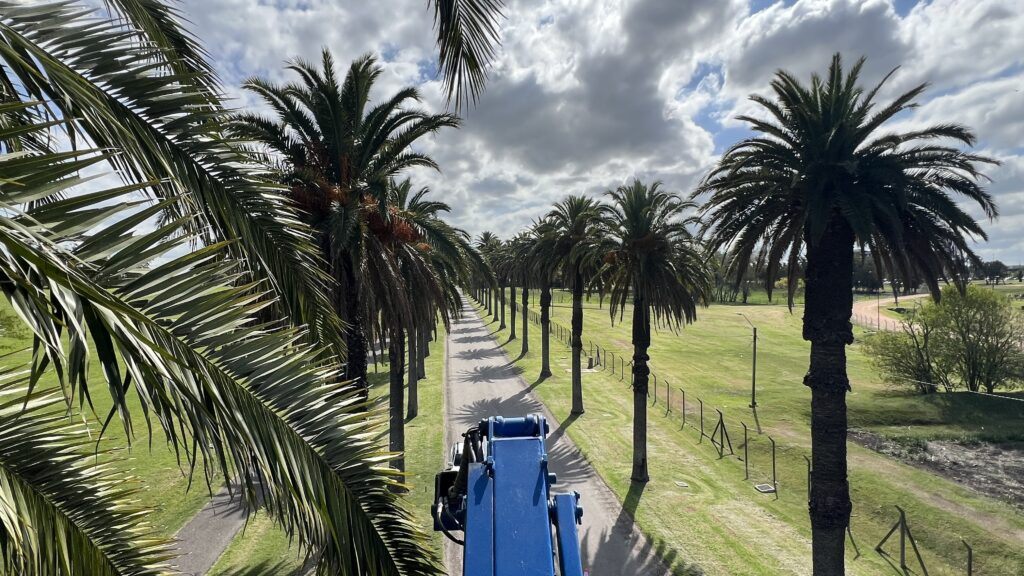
[178,0,1024,262]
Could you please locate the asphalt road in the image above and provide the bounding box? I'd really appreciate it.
[170,488,249,575]
[442,300,671,575]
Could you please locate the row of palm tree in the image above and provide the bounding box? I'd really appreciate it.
[0,0,503,574]
[473,181,714,483]
[470,56,996,574]
[231,52,490,473]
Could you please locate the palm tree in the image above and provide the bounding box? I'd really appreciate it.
[475,231,502,320]
[389,179,483,421]
[697,54,996,574]
[530,220,560,379]
[598,180,712,483]
[1,2,453,571]
[233,50,459,392]
[507,232,535,355]
[541,195,604,414]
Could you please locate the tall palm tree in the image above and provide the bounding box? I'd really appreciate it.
[598,180,712,483]
[233,50,459,392]
[389,178,483,421]
[697,54,996,574]
[507,232,535,355]
[475,231,502,319]
[541,195,604,414]
[530,220,560,379]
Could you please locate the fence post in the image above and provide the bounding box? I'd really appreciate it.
[742,422,749,480]
[769,435,778,497]
[666,382,672,414]
[698,398,705,442]
[681,389,686,428]
[962,539,972,576]
[652,372,658,405]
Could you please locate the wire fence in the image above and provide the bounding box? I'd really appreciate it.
[477,292,984,574]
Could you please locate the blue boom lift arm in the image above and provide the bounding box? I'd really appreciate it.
[433,414,584,576]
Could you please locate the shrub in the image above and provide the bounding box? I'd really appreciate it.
[864,285,1024,393]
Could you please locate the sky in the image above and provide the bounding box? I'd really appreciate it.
[180,0,1024,263]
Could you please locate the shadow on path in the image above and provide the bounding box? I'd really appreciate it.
[455,363,524,384]
[454,347,503,361]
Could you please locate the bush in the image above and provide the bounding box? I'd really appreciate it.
[864,285,1024,393]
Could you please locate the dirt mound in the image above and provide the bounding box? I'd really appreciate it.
[849,430,1024,510]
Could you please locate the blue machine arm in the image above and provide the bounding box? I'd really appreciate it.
[433,414,584,576]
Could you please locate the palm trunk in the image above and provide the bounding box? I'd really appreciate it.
[539,282,552,378]
[630,295,650,482]
[340,256,368,395]
[803,218,854,575]
[521,287,529,355]
[492,285,499,322]
[417,327,427,379]
[389,327,406,474]
[509,285,518,339]
[499,283,506,329]
[570,270,585,414]
[407,325,418,420]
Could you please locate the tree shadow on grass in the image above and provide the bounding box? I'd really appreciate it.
[579,480,701,575]
[214,559,310,576]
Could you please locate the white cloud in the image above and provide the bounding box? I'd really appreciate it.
[174,0,1024,262]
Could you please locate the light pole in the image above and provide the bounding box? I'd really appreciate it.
[737,313,758,408]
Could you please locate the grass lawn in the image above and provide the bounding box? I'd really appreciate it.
[477,289,1024,575]
[0,301,215,537]
[208,318,447,573]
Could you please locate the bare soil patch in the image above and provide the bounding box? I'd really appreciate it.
[849,429,1024,510]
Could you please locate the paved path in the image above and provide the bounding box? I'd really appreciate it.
[851,293,929,331]
[442,301,671,575]
[170,488,249,575]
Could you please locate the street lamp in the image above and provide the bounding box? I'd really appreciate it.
[737,313,758,408]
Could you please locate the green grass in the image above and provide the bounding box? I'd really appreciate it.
[481,290,1024,576]
[208,319,447,572]
[0,300,215,537]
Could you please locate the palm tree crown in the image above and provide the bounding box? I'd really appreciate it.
[698,54,997,306]
[233,50,459,386]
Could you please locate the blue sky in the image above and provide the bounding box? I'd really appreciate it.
[181,0,1024,263]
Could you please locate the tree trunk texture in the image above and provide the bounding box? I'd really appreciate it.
[521,288,529,355]
[630,296,651,483]
[388,328,406,474]
[499,283,506,329]
[571,270,585,414]
[417,327,426,379]
[407,325,418,420]
[540,283,552,378]
[493,285,499,322]
[509,285,518,339]
[341,256,368,397]
[803,217,855,576]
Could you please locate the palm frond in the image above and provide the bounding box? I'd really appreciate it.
[0,366,174,576]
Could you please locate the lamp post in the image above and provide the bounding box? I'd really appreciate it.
[737,313,757,408]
